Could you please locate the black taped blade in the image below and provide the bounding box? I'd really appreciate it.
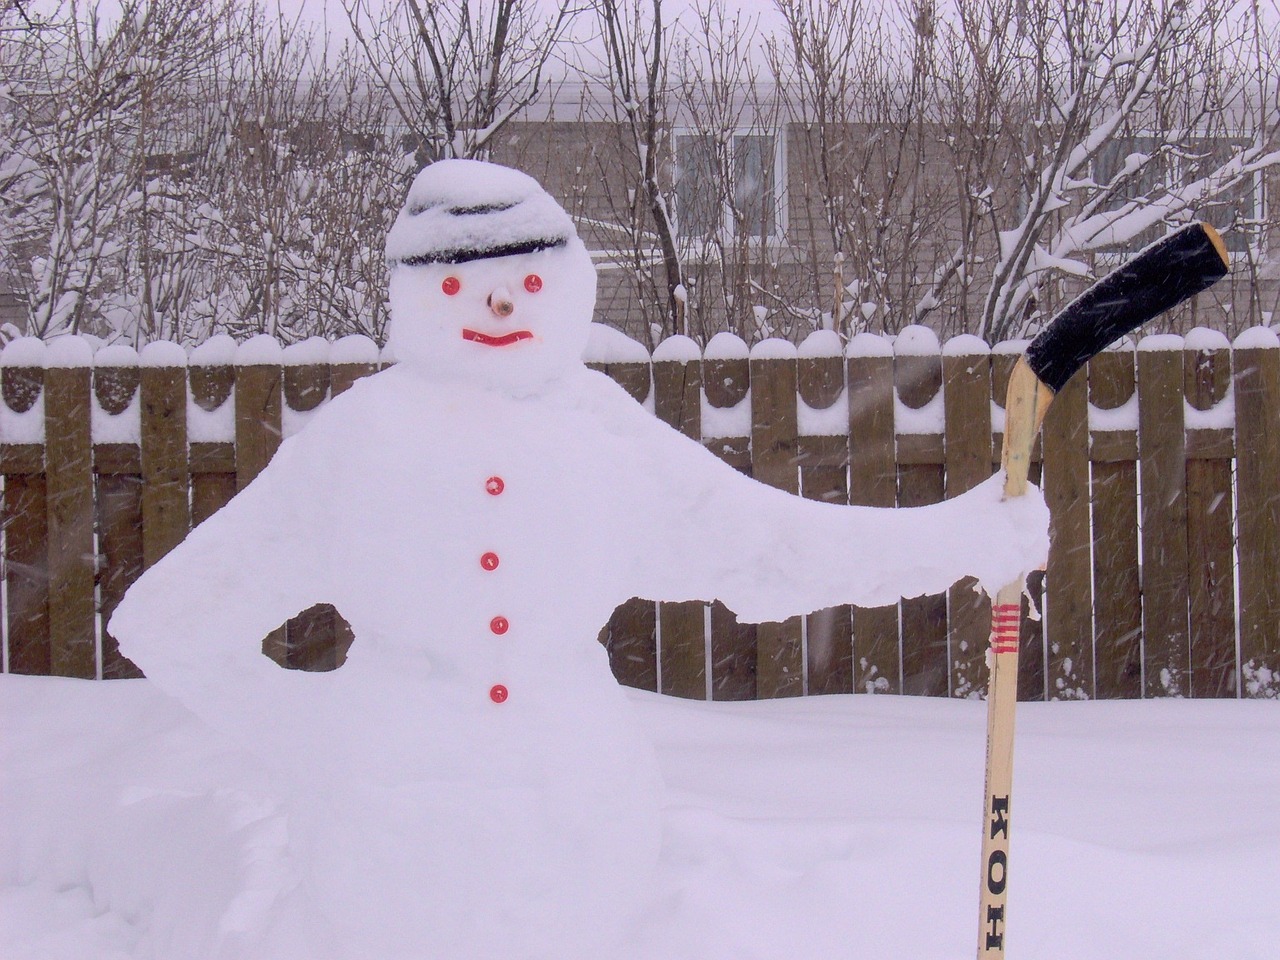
[1025,223,1230,393]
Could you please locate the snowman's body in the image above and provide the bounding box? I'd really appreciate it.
[111,160,1048,959]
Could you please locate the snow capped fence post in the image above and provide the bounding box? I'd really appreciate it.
[942,335,993,700]
[329,336,381,396]
[1233,327,1280,699]
[282,339,349,674]
[702,333,756,701]
[1137,336,1190,698]
[846,333,899,694]
[750,338,803,698]
[797,331,853,696]
[45,338,96,680]
[2,339,50,675]
[894,326,948,698]
[586,328,659,694]
[1183,331,1237,699]
[1041,351,1092,700]
[234,336,287,666]
[1088,343,1142,700]
[95,344,146,681]
[652,336,707,700]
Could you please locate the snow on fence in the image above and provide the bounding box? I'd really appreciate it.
[1,326,1278,700]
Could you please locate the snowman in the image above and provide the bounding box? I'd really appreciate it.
[110,159,1047,959]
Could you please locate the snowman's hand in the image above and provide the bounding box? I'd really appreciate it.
[108,441,331,719]
[630,429,1048,623]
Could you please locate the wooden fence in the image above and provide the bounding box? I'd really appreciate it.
[1,327,1278,700]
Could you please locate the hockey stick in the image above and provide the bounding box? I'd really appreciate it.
[977,222,1230,959]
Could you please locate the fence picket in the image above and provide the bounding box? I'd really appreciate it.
[235,341,286,665]
[798,343,852,695]
[751,345,803,698]
[1089,348,1142,699]
[1042,365,1092,699]
[1234,332,1280,698]
[653,347,706,700]
[1137,341,1190,697]
[95,358,146,679]
[943,341,992,699]
[1183,336,1236,697]
[591,359,657,692]
[847,342,899,694]
[703,345,756,700]
[895,331,947,697]
[45,357,96,679]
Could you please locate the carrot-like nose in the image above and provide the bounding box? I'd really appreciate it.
[488,286,515,318]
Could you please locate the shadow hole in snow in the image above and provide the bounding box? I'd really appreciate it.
[261,603,355,672]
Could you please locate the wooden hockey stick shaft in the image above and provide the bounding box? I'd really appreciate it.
[975,223,1230,959]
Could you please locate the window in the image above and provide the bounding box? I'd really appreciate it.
[1186,137,1260,255]
[674,131,783,241]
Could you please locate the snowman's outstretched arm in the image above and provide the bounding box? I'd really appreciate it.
[623,414,1049,624]
[108,438,332,709]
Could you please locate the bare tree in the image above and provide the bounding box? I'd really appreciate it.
[937,0,1280,341]
[1,0,233,339]
[343,0,576,164]
[580,0,686,346]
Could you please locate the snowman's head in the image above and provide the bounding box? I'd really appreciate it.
[385,160,597,394]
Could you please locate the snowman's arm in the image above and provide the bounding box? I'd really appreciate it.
[108,438,331,701]
[626,426,1048,624]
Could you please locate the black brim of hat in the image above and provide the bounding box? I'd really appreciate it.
[399,236,568,267]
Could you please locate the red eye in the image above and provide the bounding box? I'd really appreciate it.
[523,274,542,293]
[442,276,460,296]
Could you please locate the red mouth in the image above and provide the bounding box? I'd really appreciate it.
[462,329,534,347]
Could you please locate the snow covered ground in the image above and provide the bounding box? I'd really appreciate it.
[3,674,1276,960]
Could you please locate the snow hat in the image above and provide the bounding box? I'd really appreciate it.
[386,159,577,266]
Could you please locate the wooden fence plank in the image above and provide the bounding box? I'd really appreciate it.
[140,361,190,567]
[1089,348,1143,699]
[3,472,49,675]
[45,358,96,679]
[189,360,237,528]
[895,331,948,697]
[751,345,803,698]
[847,340,899,694]
[1042,365,1092,699]
[96,471,144,679]
[704,343,756,700]
[601,598,657,693]
[943,341,992,699]
[1234,332,1280,698]
[94,359,146,679]
[2,355,48,675]
[592,359,658,692]
[1137,341,1190,697]
[282,353,345,672]
[235,342,286,665]
[1183,336,1236,698]
[653,347,706,699]
[799,344,852,696]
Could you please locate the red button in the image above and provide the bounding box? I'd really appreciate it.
[490,684,509,704]
[490,616,509,635]
[480,552,500,571]
[485,476,505,496]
